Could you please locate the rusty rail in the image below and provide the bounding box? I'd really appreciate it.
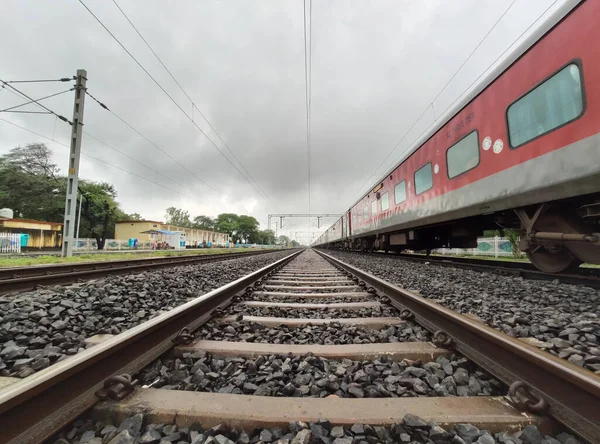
[0,249,303,444]
[365,251,600,289]
[316,250,600,443]
[0,249,286,294]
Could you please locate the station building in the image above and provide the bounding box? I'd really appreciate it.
[115,220,230,247]
[0,217,63,249]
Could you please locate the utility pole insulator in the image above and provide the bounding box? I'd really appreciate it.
[62,69,87,257]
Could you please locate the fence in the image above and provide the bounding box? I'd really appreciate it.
[72,239,235,252]
[433,237,520,258]
[0,233,21,253]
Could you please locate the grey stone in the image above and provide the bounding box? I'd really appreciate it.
[118,414,144,439]
[260,429,274,443]
[455,424,480,443]
[351,424,365,435]
[477,433,495,444]
[291,429,311,444]
[403,414,428,428]
[215,435,235,444]
[519,425,543,444]
[429,424,451,442]
[140,429,162,443]
[330,426,345,438]
[107,430,135,444]
[80,430,97,443]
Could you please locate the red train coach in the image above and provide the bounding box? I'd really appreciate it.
[314,0,600,273]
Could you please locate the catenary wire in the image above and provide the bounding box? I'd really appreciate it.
[303,0,312,231]
[0,80,73,125]
[2,77,73,84]
[78,0,279,210]
[0,117,199,199]
[111,0,279,212]
[0,88,74,113]
[1,85,203,202]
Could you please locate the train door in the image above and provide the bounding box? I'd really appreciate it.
[346,211,352,238]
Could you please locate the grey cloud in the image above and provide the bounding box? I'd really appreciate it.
[0,0,561,240]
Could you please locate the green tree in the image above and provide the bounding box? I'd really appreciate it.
[165,207,192,227]
[0,144,65,222]
[214,213,240,242]
[290,240,300,247]
[238,215,260,243]
[255,229,276,245]
[78,181,124,250]
[278,235,290,246]
[124,212,143,221]
[504,228,521,258]
[3,143,59,176]
[193,215,215,230]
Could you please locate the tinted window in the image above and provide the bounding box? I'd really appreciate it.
[507,63,584,147]
[363,206,369,220]
[394,181,406,204]
[371,201,377,216]
[447,131,479,179]
[381,192,389,211]
[414,163,433,195]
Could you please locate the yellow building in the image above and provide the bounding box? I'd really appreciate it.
[115,220,230,246]
[0,218,63,249]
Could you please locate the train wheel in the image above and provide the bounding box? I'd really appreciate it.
[526,245,581,274]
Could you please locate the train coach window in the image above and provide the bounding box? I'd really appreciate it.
[507,63,584,148]
[447,131,479,179]
[371,200,377,216]
[363,206,369,220]
[381,192,389,211]
[394,181,406,204]
[414,163,433,195]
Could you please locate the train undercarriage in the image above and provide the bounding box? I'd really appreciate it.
[324,194,600,273]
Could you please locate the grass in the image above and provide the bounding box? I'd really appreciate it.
[430,253,600,268]
[0,248,271,268]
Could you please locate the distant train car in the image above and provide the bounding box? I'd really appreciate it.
[315,0,600,273]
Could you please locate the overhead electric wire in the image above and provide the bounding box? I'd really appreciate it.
[0,88,74,113]
[107,108,217,193]
[112,0,279,212]
[111,0,279,212]
[1,86,203,201]
[0,117,199,199]
[79,0,279,210]
[2,77,73,84]
[347,0,522,206]
[303,0,312,231]
[0,80,73,125]
[82,130,201,198]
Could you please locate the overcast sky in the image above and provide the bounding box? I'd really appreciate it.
[0,0,565,242]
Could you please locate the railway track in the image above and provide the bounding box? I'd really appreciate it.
[0,249,283,294]
[346,250,600,289]
[0,249,597,444]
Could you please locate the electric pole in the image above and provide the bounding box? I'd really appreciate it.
[62,69,87,257]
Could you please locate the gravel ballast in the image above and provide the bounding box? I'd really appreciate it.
[198,320,432,344]
[0,251,292,377]
[47,413,581,444]
[325,251,600,374]
[138,352,502,398]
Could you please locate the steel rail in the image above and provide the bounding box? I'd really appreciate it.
[0,249,285,294]
[316,250,600,443]
[0,249,303,444]
[339,250,600,289]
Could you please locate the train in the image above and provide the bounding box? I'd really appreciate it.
[313,0,600,273]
